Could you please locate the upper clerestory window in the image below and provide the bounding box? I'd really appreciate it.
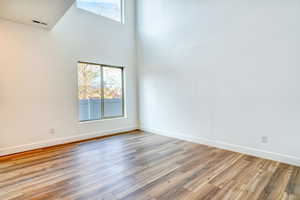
[76,0,123,23]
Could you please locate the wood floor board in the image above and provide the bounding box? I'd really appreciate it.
[0,131,299,200]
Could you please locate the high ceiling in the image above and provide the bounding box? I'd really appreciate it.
[0,0,75,30]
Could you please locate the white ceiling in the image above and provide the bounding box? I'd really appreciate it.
[0,0,75,30]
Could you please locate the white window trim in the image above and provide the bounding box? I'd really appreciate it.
[76,0,124,23]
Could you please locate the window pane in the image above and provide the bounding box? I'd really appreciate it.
[103,67,123,118]
[78,63,102,121]
[76,0,122,22]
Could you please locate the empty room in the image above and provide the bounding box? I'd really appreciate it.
[0,0,299,199]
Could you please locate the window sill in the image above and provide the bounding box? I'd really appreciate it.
[79,116,127,124]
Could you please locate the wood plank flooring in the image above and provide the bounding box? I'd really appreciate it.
[0,131,300,200]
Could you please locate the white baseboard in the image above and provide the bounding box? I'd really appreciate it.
[140,126,300,167]
[0,126,139,156]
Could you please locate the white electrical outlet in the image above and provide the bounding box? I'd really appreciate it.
[50,128,55,135]
[261,136,268,144]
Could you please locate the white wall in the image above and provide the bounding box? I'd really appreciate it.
[0,1,138,155]
[137,0,300,165]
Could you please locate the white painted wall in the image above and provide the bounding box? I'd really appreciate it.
[0,1,138,155]
[137,0,300,165]
[0,0,75,29]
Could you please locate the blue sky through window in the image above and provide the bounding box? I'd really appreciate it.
[77,0,122,22]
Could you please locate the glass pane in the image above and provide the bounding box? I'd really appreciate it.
[76,0,122,22]
[103,67,123,118]
[78,63,102,121]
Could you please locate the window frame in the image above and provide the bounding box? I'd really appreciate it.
[78,61,125,122]
[76,0,124,24]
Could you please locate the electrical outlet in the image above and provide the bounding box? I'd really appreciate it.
[50,128,55,135]
[261,136,268,144]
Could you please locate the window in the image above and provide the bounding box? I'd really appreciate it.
[78,62,124,122]
[76,0,123,23]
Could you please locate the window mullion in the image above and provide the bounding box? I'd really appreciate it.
[100,65,104,119]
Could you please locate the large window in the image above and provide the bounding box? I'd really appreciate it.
[76,0,123,23]
[78,62,124,122]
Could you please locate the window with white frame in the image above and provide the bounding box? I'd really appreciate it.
[76,0,123,23]
[78,62,125,122]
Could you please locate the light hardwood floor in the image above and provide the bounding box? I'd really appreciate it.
[0,131,300,200]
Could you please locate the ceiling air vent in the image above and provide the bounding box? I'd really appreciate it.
[32,20,48,26]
